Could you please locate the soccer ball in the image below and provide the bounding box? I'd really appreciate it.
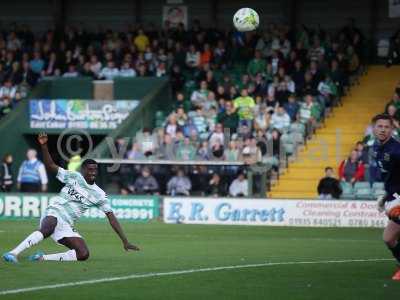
[233,8,259,32]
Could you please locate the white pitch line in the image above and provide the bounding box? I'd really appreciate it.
[0,258,393,296]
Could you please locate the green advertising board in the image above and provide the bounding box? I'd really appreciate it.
[0,194,159,222]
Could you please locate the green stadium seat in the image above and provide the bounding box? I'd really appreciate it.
[340,182,354,199]
[372,182,384,190]
[354,181,373,200]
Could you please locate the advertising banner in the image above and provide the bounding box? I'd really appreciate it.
[163,198,387,228]
[29,99,139,130]
[162,5,188,28]
[0,194,159,222]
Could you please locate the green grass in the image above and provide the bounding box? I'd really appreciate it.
[0,220,399,299]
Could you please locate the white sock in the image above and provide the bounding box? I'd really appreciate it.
[10,231,44,256]
[43,250,77,261]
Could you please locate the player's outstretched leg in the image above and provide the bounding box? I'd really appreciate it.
[2,216,57,263]
[383,220,400,280]
[33,237,90,262]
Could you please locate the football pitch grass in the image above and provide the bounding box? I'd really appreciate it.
[0,220,400,299]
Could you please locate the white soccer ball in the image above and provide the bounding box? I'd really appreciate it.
[233,8,259,32]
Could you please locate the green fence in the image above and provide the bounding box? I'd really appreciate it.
[0,193,160,222]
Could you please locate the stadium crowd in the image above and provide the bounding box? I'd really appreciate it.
[0,20,367,195]
[317,83,400,200]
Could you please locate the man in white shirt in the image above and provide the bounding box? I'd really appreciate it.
[229,172,248,197]
[0,79,17,101]
[99,61,120,80]
[119,62,136,77]
[270,106,291,132]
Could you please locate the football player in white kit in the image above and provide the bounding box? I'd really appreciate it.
[3,133,139,263]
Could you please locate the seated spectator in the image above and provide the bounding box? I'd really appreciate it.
[197,141,210,160]
[134,28,150,52]
[137,128,157,157]
[62,64,79,77]
[270,106,291,132]
[210,140,225,160]
[317,167,342,199]
[29,51,44,75]
[175,107,188,127]
[167,169,192,196]
[247,50,266,78]
[241,138,262,164]
[176,137,196,160]
[317,75,338,109]
[225,140,240,161]
[165,114,181,139]
[229,171,248,197]
[190,107,208,138]
[186,44,200,70]
[119,62,136,77]
[234,88,255,128]
[208,123,225,148]
[126,143,145,160]
[200,44,212,67]
[89,55,102,76]
[158,133,177,160]
[206,173,225,197]
[338,150,365,184]
[190,81,209,108]
[299,94,321,127]
[98,61,119,80]
[173,92,191,113]
[0,79,20,104]
[355,141,369,164]
[130,167,159,195]
[253,104,271,131]
[217,101,239,134]
[156,62,167,77]
[284,94,300,121]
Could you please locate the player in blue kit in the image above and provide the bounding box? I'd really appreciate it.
[373,114,400,280]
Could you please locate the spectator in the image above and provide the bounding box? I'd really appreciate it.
[229,171,248,197]
[119,62,136,77]
[29,51,44,75]
[190,80,209,108]
[338,150,365,184]
[126,143,145,160]
[299,94,321,127]
[234,88,255,128]
[134,29,150,52]
[284,94,300,121]
[17,149,48,192]
[186,44,200,70]
[208,123,225,148]
[131,167,159,195]
[206,173,225,196]
[158,133,177,160]
[0,154,13,192]
[0,79,18,103]
[247,50,266,78]
[217,101,239,134]
[167,169,192,196]
[355,141,369,164]
[62,64,79,77]
[176,137,196,160]
[317,167,342,199]
[98,61,119,80]
[270,106,291,132]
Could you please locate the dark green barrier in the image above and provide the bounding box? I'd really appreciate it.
[46,77,93,99]
[90,77,172,159]
[0,193,160,222]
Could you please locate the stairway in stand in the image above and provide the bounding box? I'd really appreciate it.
[269,66,400,199]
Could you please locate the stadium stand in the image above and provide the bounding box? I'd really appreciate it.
[270,66,400,199]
